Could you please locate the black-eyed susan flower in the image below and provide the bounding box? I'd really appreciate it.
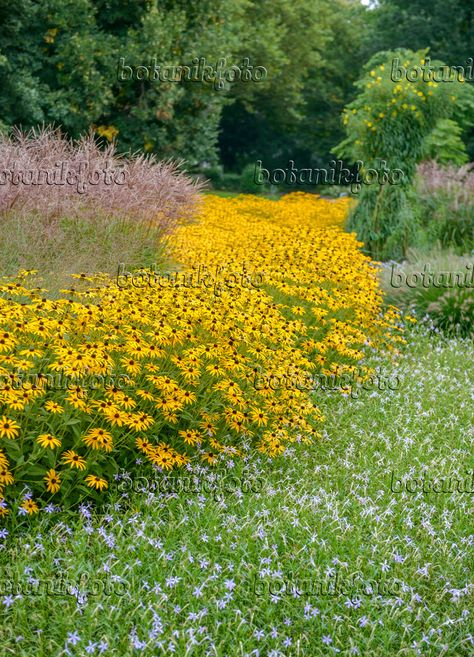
[0,416,20,440]
[0,192,404,511]
[44,400,64,414]
[149,450,174,470]
[21,499,39,514]
[85,474,108,491]
[44,469,61,494]
[136,389,154,401]
[250,409,268,427]
[135,437,153,454]
[36,433,61,449]
[83,428,113,450]
[102,407,128,427]
[206,362,225,377]
[198,418,217,436]
[0,468,14,486]
[178,429,201,446]
[173,452,189,467]
[120,357,141,376]
[0,449,8,467]
[125,413,154,432]
[62,450,86,470]
[115,394,136,410]
[201,452,218,465]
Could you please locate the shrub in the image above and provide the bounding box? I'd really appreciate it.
[201,165,224,190]
[239,163,267,194]
[421,119,469,166]
[334,48,474,260]
[0,193,402,517]
[220,172,243,192]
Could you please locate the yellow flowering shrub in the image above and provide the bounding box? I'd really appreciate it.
[0,193,404,515]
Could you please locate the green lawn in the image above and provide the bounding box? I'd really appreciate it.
[1,326,472,656]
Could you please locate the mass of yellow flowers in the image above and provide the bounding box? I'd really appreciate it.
[0,193,404,516]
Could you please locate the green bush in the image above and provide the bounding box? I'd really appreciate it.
[220,171,242,192]
[239,163,267,194]
[421,119,469,166]
[201,165,224,189]
[334,48,474,260]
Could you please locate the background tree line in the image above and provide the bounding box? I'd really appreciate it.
[0,0,472,172]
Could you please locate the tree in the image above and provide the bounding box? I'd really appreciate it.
[362,0,474,157]
[334,48,474,260]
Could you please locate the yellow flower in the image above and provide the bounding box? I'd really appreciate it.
[125,413,154,432]
[178,429,202,446]
[250,409,268,427]
[136,389,154,401]
[102,407,128,427]
[36,433,61,449]
[120,357,141,376]
[96,124,119,142]
[0,416,20,440]
[83,428,113,450]
[201,452,218,465]
[62,450,86,470]
[44,469,61,494]
[21,499,39,514]
[44,400,64,414]
[0,449,8,467]
[0,467,14,486]
[85,474,108,491]
[0,191,404,510]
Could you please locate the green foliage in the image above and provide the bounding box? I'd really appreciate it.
[0,0,246,163]
[381,250,474,337]
[334,49,465,172]
[426,288,474,337]
[413,161,474,253]
[201,164,225,189]
[239,163,266,194]
[362,0,474,158]
[413,191,474,252]
[422,119,469,166]
[334,48,473,260]
[200,163,266,193]
[396,283,474,339]
[363,0,474,67]
[219,0,366,172]
[0,0,365,168]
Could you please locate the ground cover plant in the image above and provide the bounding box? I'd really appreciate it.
[0,193,405,516]
[0,327,472,656]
